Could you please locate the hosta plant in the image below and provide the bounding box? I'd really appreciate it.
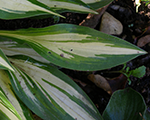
[0,0,148,119]
[102,88,150,120]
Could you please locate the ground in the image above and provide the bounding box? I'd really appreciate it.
[1,0,150,116]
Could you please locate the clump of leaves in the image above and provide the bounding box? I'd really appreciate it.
[0,0,148,119]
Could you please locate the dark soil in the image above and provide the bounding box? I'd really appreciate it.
[1,0,150,116]
[60,0,150,114]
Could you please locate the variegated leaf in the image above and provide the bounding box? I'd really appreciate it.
[0,24,147,71]
[0,0,66,19]
[37,0,97,14]
[0,70,33,120]
[7,56,102,120]
[49,0,113,14]
[0,37,50,64]
[0,0,98,19]
[0,90,21,120]
[0,48,14,71]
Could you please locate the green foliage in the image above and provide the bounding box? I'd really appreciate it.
[121,64,146,84]
[0,0,148,120]
[102,88,148,120]
[130,66,146,78]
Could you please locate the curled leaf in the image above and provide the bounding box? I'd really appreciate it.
[88,74,112,94]
[137,35,150,47]
[0,49,14,71]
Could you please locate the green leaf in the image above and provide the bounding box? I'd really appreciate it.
[87,0,113,10]
[7,55,102,120]
[0,70,33,120]
[0,48,14,71]
[130,66,146,78]
[102,88,147,120]
[0,24,147,71]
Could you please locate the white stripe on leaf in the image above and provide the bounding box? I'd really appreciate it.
[9,58,99,119]
[0,0,64,17]
[0,49,14,71]
[0,103,20,120]
[0,40,50,63]
[0,70,26,120]
[0,33,146,59]
[37,0,97,14]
